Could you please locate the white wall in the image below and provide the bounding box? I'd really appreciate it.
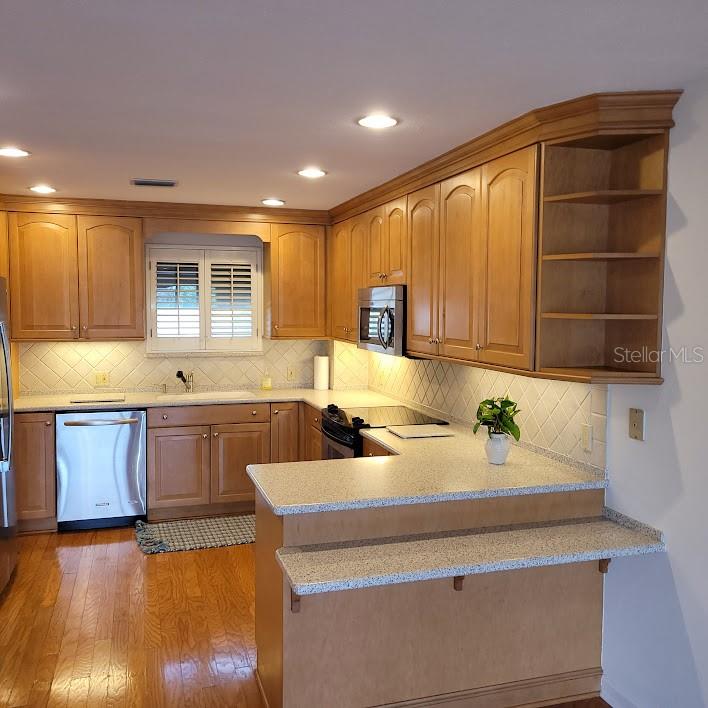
[602,77,708,708]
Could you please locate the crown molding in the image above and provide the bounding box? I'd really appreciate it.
[329,90,682,222]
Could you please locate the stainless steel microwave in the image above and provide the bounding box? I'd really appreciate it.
[357,285,405,356]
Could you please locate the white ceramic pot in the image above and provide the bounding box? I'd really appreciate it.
[485,433,511,465]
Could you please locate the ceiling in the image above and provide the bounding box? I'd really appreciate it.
[1,0,707,210]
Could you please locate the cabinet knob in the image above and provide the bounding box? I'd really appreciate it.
[45,420,51,426]
[273,409,279,415]
[314,417,319,423]
[202,433,208,439]
[251,410,257,416]
[475,343,482,350]
[162,414,168,420]
[368,452,374,456]
[274,324,279,330]
[82,325,88,331]
[213,432,219,437]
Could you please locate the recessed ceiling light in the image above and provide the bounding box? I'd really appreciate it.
[298,167,327,179]
[0,146,30,158]
[29,184,56,194]
[262,198,285,207]
[357,114,398,129]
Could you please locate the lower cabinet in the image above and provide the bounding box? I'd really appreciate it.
[301,403,323,461]
[362,437,392,458]
[271,402,300,463]
[14,413,56,531]
[147,426,211,510]
[211,423,270,503]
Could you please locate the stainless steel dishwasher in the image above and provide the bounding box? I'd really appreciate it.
[56,410,146,530]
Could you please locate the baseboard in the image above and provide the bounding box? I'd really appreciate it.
[381,667,602,707]
[147,500,254,522]
[18,516,57,534]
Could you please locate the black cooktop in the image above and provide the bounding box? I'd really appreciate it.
[323,404,448,430]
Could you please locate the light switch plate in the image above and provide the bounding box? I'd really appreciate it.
[629,408,645,441]
[286,366,296,382]
[94,371,110,386]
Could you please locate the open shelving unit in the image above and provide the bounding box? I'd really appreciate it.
[536,132,668,383]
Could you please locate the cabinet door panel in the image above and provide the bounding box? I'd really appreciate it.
[384,197,407,284]
[271,224,326,337]
[78,216,144,339]
[305,424,323,461]
[271,402,300,462]
[148,426,210,509]
[439,169,482,361]
[14,413,55,521]
[330,220,352,339]
[365,206,386,286]
[211,423,270,503]
[406,185,440,356]
[349,217,367,342]
[9,213,79,340]
[478,147,537,370]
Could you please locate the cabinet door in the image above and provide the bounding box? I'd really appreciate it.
[14,413,55,521]
[270,224,326,337]
[478,146,538,370]
[330,220,352,340]
[362,437,392,458]
[384,197,407,284]
[305,424,323,461]
[349,216,367,342]
[439,169,483,362]
[365,206,386,286]
[9,213,79,340]
[211,423,270,503]
[406,184,440,356]
[148,426,210,509]
[78,216,144,339]
[270,402,300,463]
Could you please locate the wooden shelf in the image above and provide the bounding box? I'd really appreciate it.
[542,252,660,262]
[543,189,663,204]
[539,367,663,384]
[541,313,658,321]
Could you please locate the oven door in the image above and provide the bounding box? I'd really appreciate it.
[357,286,404,356]
[321,431,356,459]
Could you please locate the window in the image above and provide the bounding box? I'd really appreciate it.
[147,245,262,353]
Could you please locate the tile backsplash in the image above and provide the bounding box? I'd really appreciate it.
[18,340,327,394]
[368,350,607,470]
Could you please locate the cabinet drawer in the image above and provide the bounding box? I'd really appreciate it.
[303,403,322,430]
[148,403,270,428]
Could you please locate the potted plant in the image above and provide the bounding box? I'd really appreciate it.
[473,397,521,465]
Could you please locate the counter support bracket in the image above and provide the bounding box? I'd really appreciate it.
[598,558,611,574]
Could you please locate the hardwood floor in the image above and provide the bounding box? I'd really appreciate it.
[0,528,263,707]
[0,528,611,708]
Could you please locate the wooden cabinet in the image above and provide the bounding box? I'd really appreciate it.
[211,423,270,503]
[438,168,483,362]
[78,216,144,339]
[301,403,323,461]
[270,224,326,338]
[406,184,440,356]
[9,214,79,340]
[9,213,144,341]
[477,147,537,370]
[14,413,56,531]
[367,198,407,286]
[148,426,211,510]
[271,402,300,462]
[330,220,352,340]
[362,437,392,458]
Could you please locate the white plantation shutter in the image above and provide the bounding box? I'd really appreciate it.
[147,245,262,353]
[206,250,260,351]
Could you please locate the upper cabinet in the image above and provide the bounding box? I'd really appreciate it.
[78,216,145,339]
[477,147,537,370]
[9,213,145,341]
[269,224,326,338]
[9,213,79,340]
[366,198,407,286]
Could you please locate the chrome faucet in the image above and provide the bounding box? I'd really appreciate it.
[176,370,194,393]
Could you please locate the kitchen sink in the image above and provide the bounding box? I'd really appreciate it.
[156,390,255,402]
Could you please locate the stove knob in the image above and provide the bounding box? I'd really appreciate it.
[352,416,365,427]
[327,404,339,413]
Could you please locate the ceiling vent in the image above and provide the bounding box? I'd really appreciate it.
[130,178,178,188]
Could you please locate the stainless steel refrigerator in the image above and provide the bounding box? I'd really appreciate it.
[0,277,16,594]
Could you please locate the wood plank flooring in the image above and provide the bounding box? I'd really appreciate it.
[0,528,611,708]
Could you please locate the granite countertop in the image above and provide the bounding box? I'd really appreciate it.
[276,514,665,595]
[13,388,397,413]
[248,423,606,515]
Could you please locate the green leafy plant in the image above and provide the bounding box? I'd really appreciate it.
[473,397,521,441]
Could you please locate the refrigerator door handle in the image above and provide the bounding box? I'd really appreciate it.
[0,322,13,466]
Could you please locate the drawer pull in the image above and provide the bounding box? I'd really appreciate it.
[162,414,168,420]
[314,417,319,423]
[251,410,258,416]
[273,409,279,415]
[213,432,219,438]
[202,433,208,439]
[45,421,52,426]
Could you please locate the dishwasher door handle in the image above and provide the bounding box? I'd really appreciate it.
[63,418,140,427]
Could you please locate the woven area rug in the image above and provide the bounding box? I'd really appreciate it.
[135,514,255,554]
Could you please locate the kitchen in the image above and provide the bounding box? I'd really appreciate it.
[1,3,708,707]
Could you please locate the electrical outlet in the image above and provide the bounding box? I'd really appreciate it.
[629,408,645,441]
[94,371,110,386]
[286,366,296,382]
[581,424,593,452]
